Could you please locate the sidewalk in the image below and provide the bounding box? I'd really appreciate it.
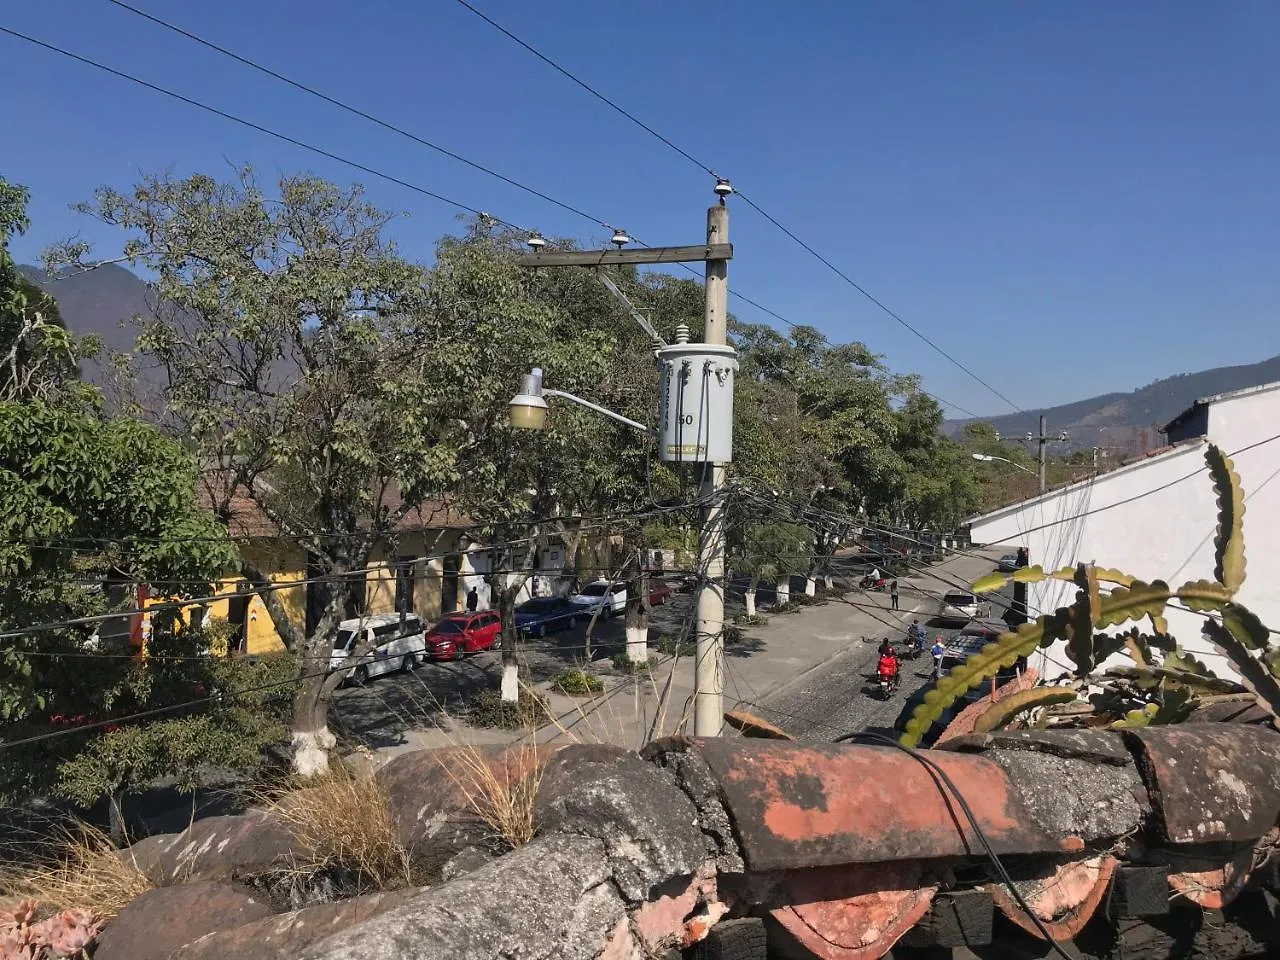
[375,547,1000,759]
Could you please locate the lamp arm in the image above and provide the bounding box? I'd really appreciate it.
[543,388,656,437]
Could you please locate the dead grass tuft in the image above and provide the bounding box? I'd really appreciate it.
[0,820,151,919]
[439,738,545,851]
[257,765,412,892]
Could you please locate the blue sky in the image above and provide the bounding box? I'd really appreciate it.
[3,0,1278,421]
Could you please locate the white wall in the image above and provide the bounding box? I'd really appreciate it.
[968,396,1280,681]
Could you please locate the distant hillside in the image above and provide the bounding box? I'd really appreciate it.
[945,355,1280,454]
[16,263,170,410]
[17,263,154,382]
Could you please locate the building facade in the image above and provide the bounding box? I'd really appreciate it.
[966,381,1280,679]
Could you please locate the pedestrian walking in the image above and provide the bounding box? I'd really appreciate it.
[931,637,946,679]
[466,586,478,612]
[890,579,899,610]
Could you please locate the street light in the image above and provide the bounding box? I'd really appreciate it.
[508,367,654,436]
[971,452,1037,477]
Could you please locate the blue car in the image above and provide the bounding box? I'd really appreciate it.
[514,597,582,638]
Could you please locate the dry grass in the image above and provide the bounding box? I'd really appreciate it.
[439,738,544,851]
[256,765,412,892]
[0,820,151,919]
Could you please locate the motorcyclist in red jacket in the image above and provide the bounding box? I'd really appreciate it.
[877,646,900,691]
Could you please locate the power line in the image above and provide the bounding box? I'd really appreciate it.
[0,25,524,232]
[99,0,622,234]
[451,0,1036,427]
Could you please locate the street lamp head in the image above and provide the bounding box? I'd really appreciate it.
[508,367,550,431]
[972,453,995,462]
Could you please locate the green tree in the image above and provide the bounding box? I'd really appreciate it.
[733,522,811,616]
[0,397,288,839]
[0,177,90,402]
[49,169,461,773]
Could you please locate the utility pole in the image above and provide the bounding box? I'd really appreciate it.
[517,182,737,739]
[1037,415,1047,494]
[1026,415,1069,495]
[695,190,730,738]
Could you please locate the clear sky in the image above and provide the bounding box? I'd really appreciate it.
[3,1,1278,421]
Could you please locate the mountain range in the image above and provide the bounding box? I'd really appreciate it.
[20,262,1280,452]
[944,353,1280,454]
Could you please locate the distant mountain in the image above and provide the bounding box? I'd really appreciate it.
[16,263,171,410]
[945,355,1280,454]
[17,263,154,384]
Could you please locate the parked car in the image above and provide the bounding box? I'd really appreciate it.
[515,597,581,637]
[330,613,426,684]
[647,580,673,606]
[940,618,1027,675]
[426,610,502,661]
[935,590,988,624]
[569,580,627,617]
[997,554,1020,573]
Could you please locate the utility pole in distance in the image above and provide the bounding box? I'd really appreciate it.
[695,182,732,738]
[1027,415,1069,494]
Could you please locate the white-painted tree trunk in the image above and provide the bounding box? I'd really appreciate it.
[804,576,817,597]
[626,624,648,664]
[500,661,520,702]
[776,578,791,606]
[292,727,337,777]
[744,589,757,618]
[824,574,834,589]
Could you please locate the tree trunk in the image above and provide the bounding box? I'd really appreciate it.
[804,575,817,597]
[108,786,127,846]
[624,563,650,665]
[745,576,758,618]
[776,576,791,606]
[290,662,345,776]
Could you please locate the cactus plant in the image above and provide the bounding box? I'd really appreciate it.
[900,444,1280,748]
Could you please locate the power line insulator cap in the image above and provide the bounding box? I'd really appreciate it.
[610,228,631,248]
[526,234,546,251]
[714,178,734,199]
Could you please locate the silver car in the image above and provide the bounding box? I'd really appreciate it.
[936,590,988,624]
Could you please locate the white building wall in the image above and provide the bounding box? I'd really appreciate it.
[967,385,1280,681]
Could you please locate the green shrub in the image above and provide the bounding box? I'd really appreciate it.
[793,593,826,607]
[723,625,746,646]
[771,601,800,614]
[656,634,686,657]
[465,690,550,730]
[611,653,652,674]
[550,668,604,695]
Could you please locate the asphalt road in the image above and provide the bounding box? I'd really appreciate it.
[753,576,1019,743]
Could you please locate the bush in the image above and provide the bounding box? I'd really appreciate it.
[655,634,687,657]
[793,593,826,607]
[550,668,604,696]
[771,601,801,614]
[611,653,652,674]
[465,690,550,730]
[723,625,746,646]
[735,613,769,627]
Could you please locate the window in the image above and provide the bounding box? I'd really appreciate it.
[944,592,976,606]
[435,620,464,634]
[333,629,355,651]
[401,616,423,637]
[394,557,417,614]
[521,599,554,613]
[373,622,400,641]
[580,583,608,597]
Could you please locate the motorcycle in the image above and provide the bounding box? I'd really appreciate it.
[860,574,887,592]
[876,671,900,700]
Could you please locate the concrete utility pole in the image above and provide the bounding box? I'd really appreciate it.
[695,196,730,738]
[1038,415,1047,494]
[1026,416,1069,494]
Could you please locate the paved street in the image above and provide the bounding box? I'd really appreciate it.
[331,547,1010,755]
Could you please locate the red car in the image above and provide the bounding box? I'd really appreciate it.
[648,580,673,606]
[426,611,502,661]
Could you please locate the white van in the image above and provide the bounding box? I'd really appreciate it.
[329,613,426,684]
